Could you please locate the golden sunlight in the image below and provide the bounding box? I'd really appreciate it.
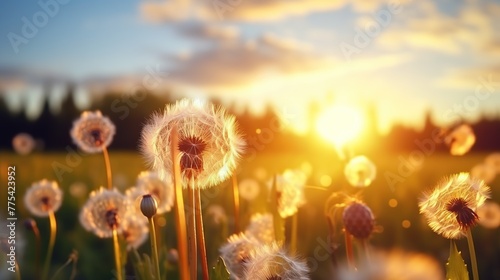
[315,104,365,147]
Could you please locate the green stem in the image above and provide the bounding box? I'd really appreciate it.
[42,211,57,280]
[112,228,123,280]
[466,228,480,280]
[148,217,161,280]
[49,258,73,280]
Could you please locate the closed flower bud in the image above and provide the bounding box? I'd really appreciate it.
[141,194,158,218]
[342,202,375,239]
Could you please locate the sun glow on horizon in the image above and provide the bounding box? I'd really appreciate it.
[315,104,365,147]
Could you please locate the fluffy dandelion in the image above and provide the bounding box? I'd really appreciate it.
[219,233,260,280]
[126,171,174,214]
[140,99,245,188]
[245,213,275,244]
[419,173,490,239]
[238,178,260,201]
[12,133,35,155]
[122,217,149,251]
[70,111,115,153]
[69,182,88,199]
[271,169,307,218]
[476,201,500,229]
[344,155,376,188]
[206,204,228,225]
[485,152,500,173]
[79,187,132,238]
[470,163,496,184]
[444,124,475,156]
[243,242,310,280]
[336,249,444,280]
[24,180,63,217]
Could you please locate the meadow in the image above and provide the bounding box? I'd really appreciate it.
[1,149,499,280]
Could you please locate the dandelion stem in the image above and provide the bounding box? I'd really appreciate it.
[15,261,21,280]
[112,228,123,280]
[232,175,240,233]
[42,211,57,280]
[344,229,356,271]
[290,213,298,255]
[33,223,41,277]
[325,217,338,267]
[360,239,371,267]
[195,188,210,280]
[170,126,190,280]
[148,217,161,280]
[49,256,74,280]
[466,228,480,280]
[187,178,197,280]
[102,145,113,189]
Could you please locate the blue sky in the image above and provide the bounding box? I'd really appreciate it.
[1,0,499,133]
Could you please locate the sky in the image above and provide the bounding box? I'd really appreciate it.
[1,0,499,134]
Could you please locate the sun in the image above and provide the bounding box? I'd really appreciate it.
[315,104,364,147]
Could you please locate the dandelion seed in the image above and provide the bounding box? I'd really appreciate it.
[470,163,496,184]
[70,110,115,153]
[476,201,500,229]
[419,173,490,239]
[141,99,245,188]
[344,155,376,188]
[219,233,260,280]
[24,180,63,217]
[79,187,132,238]
[444,124,475,156]
[12,133,35,155]
[243,242,310,280]
[239,178,260,201]
[245,213,275,244]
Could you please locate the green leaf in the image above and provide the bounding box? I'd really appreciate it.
[446,241,469,280]
[270,174,285,243]
[209,257,230,280]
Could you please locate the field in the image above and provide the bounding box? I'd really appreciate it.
[1,150,500,280]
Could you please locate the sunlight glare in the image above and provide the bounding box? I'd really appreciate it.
[315,104,364,147]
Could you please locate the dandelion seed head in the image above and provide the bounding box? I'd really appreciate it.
[80,187,132,238]
[476,201,500,229]
[141,99,245,188]
[24,179,63,217]
[70,110,115,153]
[134,171,174,214]
[485,152,500,173]
[122,216,149,251]
[419,172,490,239]
[470,163,496,184]
[206,204,227,225]
[239,178,260,201]
[220,233,260,279]
[444,124,475,156]
[245,213,275,244]
[344,155,376,188]
[243,242,310,280]
[342,201,375,239]
[12,133,35,155]
[269,169,307,218]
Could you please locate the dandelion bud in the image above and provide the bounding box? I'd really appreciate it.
[140,194,158,218]
[342,202,375,239]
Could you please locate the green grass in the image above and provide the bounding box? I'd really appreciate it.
[1,150,499,279]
